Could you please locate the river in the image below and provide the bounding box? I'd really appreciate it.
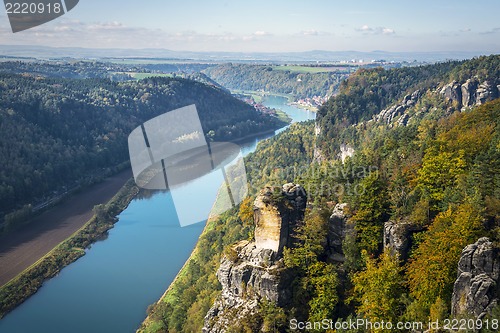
[0,95,315,333]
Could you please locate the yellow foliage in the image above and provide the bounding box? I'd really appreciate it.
[238,196,254,226]
[352,248,403,330]
[406,202,484,308]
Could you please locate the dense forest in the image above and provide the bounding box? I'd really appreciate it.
[203,64,349,100]
[141,55,500,332]
[0,61,134,81]
[317,55,500,157]
[0,69,286,232]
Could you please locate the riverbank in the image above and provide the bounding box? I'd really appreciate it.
[0,175,139,319]
[136,213,224,333]
[136,95,316,332]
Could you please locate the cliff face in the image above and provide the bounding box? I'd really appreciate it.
[383,219,424,260]
[374,78,500,129]
[451,237,500,319]
[441,79,500,109]
[203,184,306,333]
[376,89,422,126]
[254,184,307,254]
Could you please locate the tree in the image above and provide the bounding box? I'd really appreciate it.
[352,248,404,328]
[350,172,390,255]
[407,202,484,310]
[307,262,339,323]
[417,146,466,208]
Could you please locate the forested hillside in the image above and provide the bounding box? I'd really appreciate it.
[317,55,500,157]
[203,64,348,100]
[0,72,285,231]
[141,55,500,332]
[0,61,132,80]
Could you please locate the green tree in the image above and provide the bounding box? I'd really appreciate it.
[407,202,484,309]
[350,172,389,255]
[307,262,339,323]
[352,249,404,328]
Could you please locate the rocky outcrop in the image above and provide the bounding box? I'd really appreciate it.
[327,203,348,262]
[461,79,478,107]
[383,220,424,260]
[203,184,306,333]
[376,90,421,125]
[254,184,306,254]
[476,81,499,105]
[441,81,462,105]
[338,144,355,163]
[203,241,292,333]
[374,78,499,128]
[441,79,499,109]
[451,237,500,319]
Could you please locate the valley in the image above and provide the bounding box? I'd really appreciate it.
[0,54,499,333]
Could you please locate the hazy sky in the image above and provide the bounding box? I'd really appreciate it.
[1,0,500,53]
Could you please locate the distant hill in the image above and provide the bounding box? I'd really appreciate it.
[0,68,285,229]
[204,63,349,100]
[0,44,491,62]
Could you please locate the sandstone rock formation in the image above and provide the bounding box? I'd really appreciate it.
[203,184,306,333]
[327,203,348,262]
[338,144,355,163]
[441,79,499,109]
[451,237,499,319]
[383,220,424,260]
[203,240,292,333]
[461,79,478,107]
[376,90,421,125]
[254,184,306,254]
[441,81,462,104]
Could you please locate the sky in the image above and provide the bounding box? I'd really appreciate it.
[1,0,500,53]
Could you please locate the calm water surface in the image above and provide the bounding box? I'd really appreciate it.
[0,95,315,333]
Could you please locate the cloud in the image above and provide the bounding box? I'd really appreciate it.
[297,29,332,37]
[357,25,396,35]
[253,31,271,36]
[0,18,279,48]
[479,27,500,35]
[360,24,371,32]
[382,28,395,35]
[302,29,319,36]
